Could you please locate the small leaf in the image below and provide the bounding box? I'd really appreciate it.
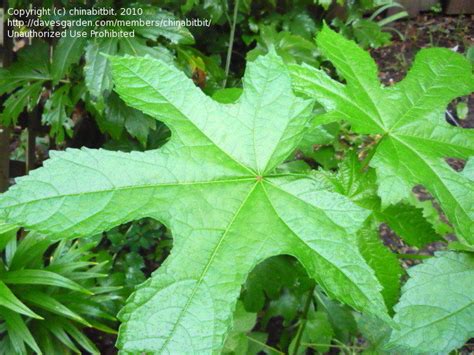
[455,101,468,120]
[84,38,118,99]
[103,92,156,145]
[2,82,43,125]
[289,311,334,354]
[52,33,86,83]
[357,224,402,310]
[377,203,441,247]
[42,85,74,142]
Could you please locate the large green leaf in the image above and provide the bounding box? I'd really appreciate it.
[388,252,474,354]
[0,52,388,353]
[290,25,474,245]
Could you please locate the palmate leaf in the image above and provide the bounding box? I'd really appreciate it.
[290,25,474,245]
[388,252,474,354]
[0,52,388,353]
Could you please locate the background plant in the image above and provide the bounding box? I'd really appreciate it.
[0,226,117,354]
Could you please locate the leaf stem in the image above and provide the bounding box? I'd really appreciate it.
[247,336,285,354]
[223,0,239,88]
[292,284,316,355]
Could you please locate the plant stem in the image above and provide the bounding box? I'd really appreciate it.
[223,0,239,88]
[292,284,316,355]
[247,336,285,354]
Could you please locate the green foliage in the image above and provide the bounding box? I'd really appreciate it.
[290,25,474,246]
[1,51,390,353]
[0,230,116,354]
[1,2,472,353]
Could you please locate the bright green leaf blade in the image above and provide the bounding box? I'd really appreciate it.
[1,269,90,294]
[118,179,385,352]
[263,177,387,319]
[388,252,474,353]
[0,281,42,319]
[0,146,251,238]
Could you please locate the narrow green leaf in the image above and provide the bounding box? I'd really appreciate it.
[0,281,42,319]
[1,269,90,294]
[0,307,42,354]
[61,320,99,354]
[47,319,81,354]
[21,291,91,327]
